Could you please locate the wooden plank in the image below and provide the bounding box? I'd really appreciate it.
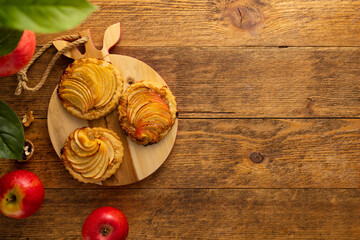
[2,118,360,188]
[0,188,359,239]
[35,0,360,47]
[1,46,360,118]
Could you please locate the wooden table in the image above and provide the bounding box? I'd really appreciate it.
[1,1,360,239]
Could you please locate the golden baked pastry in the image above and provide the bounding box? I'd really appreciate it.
[58,58,123,120]
[61,127,123,183]
[118,81,177,145]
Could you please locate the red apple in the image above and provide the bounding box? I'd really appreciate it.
[0,170,45,219]
[0,30,36,77]
[82,206,129,240]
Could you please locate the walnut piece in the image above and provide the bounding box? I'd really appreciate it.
[22,111,34,128]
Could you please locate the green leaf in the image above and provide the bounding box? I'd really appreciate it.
[0,28,23,57]
[0,100,24,160]
[0,0,97,33]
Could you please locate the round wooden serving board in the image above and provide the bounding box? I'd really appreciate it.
[47,23,178,186]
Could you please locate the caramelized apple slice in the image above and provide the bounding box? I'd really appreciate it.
[68,152,99,173]
[135,122,163,141]
[92,136,115,179]
[72,66,103,104]
[71,129,99,157]
[127,87,149,103]
[77,129,98,150]
[93,66,115,108]
[93,155,109,179]
[61,78,94,110]
[70,139,99,157]
[127,88,153,124]
[74,129,96,151]
[93,139,111,179]
[67,153,93,165]
[128,102,150,126]
[100,136,115,163]
[133,102,171,127]
[59,89,88,113]
[138,114,172,129]
[137,101,171,122]
[127,87,148,101]
[81,142,108,178]
[85,64,104,106]
[70,76,97,102]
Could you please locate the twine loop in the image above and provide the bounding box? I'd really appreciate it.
[15,35,89,95]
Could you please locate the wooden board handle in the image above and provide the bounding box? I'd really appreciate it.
[102,22,121,56]
[53,22,121,61]
[53,40,84,59]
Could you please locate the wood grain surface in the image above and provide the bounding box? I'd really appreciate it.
[2,189,360,239]
[1,0,360,239]
[1,118,360,189]
[1,46,360,118]
[36,0,360,47]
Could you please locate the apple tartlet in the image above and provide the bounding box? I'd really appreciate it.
[118,81,177,145]
[61,127,123,183]
[58,58,123,120]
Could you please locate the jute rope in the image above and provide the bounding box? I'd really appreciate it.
[15,35,89,95]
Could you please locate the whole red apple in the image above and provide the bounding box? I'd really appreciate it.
[82,206,129,240]
[0,170,45,219]
[0,30,36,77]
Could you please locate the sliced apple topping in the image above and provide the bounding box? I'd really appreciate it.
[94,67,116,108]
[70,129,99,157]
[72,64,103,104]
[60,78,94,111]
[76,129,98,149]
[59,89,88,114]
[70,139,99,157]
[126,88,173,141]
[81,142,108,179]
[59,59,118,114]
[100,136,115,164]
[92,139,110,179]
[70,153,100,173]
[66,129,116,180]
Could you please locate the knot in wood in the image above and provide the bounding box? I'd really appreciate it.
[227,6,263,31]
[250,152,264,163]
[127,77,135,85]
